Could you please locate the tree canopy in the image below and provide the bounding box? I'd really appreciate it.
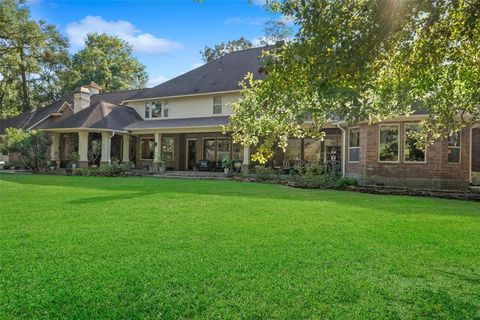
[61,33,148,94]
[200,37,253,63]
[227,0,480,163]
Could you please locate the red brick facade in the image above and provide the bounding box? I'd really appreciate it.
[345,121,473,190]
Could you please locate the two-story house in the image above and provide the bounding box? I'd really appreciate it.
[1,46,479,189]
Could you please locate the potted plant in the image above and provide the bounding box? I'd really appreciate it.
[70,152,80,169]
[49,161,56,171]
[222,158,234,174]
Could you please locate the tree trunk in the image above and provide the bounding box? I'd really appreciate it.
[19,49,30,112]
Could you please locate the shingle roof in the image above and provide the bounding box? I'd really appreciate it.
[90,89,147,105]
[128,46,269,101]
[0,99,71,134]
[127,116,230,130]
[46,100,142,132]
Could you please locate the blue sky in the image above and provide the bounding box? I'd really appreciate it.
[28,0,285,87]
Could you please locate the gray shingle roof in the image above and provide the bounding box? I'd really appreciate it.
[127,116,230,130]
[0,99,71,134]
[46,100,142,132]
[90,89,147,105]
[128,46,269,101]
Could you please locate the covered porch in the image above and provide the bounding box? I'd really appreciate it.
[48,130,132,168]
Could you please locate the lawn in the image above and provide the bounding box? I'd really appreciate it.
[0,174,479,319]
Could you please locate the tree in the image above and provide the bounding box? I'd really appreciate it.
[61,33,148,93]
[0,0,69,116]
[0,128,52,173]
[200,37,253,63]
[259,19,292,46]
[227,0,480,163]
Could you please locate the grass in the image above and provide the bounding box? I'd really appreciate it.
[0,174,479,319]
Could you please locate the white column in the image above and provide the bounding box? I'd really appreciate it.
[101,131,112,164]
[122,135,130,163]
[154,132,162,161]
[242,146,250,165]
[50,132,60,161]
[78,131,89,164]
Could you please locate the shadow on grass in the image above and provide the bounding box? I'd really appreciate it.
[1,173,480,218]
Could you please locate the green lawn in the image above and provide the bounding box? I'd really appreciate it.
[0,174,479,319]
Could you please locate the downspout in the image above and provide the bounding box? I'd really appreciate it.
[336,123,346,178]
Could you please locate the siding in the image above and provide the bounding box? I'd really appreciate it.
[126,92,241,120]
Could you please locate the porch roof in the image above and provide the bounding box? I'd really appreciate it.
[45,100,142,132]
[126,116,230,130]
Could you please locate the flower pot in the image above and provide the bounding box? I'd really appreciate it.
[72,163,77,169]
[224,168,230,174]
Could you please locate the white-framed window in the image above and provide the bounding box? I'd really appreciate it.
[448,131,461,163]
[145,101,169,119]
[213,96,223,115]
[404,124,426,163]
[379,124,400,162]
[161,137,174,161]
[140,138,155,160]
[348,128,360,162]
[217,138,231,161]
[144,103,151,119]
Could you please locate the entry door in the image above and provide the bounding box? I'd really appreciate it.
[187,140,197,170]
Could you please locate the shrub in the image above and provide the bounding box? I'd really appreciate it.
[254,167,279,180]
[335,176,359,190]
[75,163,130,177]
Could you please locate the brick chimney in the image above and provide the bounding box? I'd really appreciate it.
[73,86,91,113]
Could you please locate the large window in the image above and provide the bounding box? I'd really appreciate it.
[304,138,322,162]
[203,139,216,161]
[162,137,174,161]
[285,139,302,160]
[448,131,461,163]
[348,128,360,162]
[145,101,169,119]
[213,96,223,115]
[140,138,155,160]
[404,124,426,163]
[232,144,244,161]
[379,125,399,162]
[217,138,231,161]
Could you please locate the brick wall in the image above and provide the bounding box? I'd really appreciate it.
[345,122,471,190]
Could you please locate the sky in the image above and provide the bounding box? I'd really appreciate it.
[28,0,287,88]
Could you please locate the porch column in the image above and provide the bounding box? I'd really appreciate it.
[101,132,112,165]
[242,146,250,173]
[154,132,162,162]
[78,131,89,168]
[122,135,130,163]
[50,132,60,161]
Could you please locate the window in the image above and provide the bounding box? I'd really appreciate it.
[217,138,231,161]
[232,144,244,161]
[379,125,399,162]
[145,101,169,118]
[203,139,216,161]
[404,124,426,163]
[152,102,162,118]
[285,139,302,160]
[348,128,360,162]
[213,96,223,115]
[304,138,322,162]
[140,138,155,160]
[144,103,151,119]
[163,101,169,118]
[448,131,461,163]
[162,137,174,161]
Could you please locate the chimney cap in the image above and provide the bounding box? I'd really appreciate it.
[74,86,90,94]
[85,81,102,90]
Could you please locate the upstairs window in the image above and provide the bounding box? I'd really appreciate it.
[379,124,399,162]
[213,96,223,115]
[348,128,360,162]
[145,101,169,119]
[448,131,461,163]
[144,103,151,119]
[404,124,426,163]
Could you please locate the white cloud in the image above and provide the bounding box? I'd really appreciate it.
[224,17,269,26]
[250,0,267,6]
[66,16,182,54]
[192,62,204,69]
[147,75,169,88]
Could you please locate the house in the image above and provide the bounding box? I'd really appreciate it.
[0,46,479,189]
